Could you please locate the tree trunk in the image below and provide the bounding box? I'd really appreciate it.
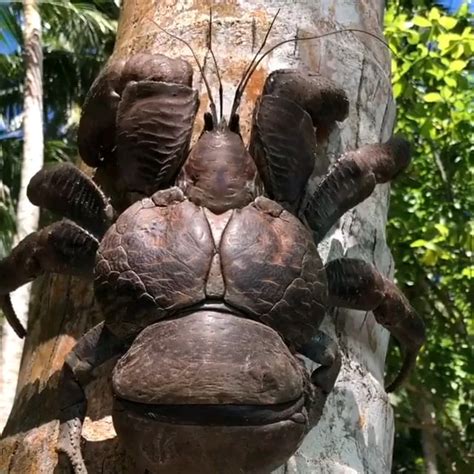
[0,0,43,432]
[419,401,439,474]
[0,1,396,472]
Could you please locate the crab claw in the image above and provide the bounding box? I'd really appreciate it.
[325,258,426,392]
[0,294,26,338]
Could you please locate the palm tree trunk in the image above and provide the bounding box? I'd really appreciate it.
[0,0,43,432]
[0,1,396,472]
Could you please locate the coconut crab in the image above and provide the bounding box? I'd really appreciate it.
[0,20,426,474]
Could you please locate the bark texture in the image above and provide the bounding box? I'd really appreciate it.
[0,1,397,472]
[0,0,43,431]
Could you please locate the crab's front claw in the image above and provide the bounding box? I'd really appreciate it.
[325,258,426,392]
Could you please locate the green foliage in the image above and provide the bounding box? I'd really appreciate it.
[0,1,118,256]
[385,2,473,472]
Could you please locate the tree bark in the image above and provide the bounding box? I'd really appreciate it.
[0,1,396,472]
[418,400,439,474]
[0,0,43,432]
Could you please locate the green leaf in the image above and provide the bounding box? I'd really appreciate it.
[439,16,457,31]
[435,223,449,237]
[461,266,474,278]
[412,16,431,28]
[438,33,458,50]
[407,31,421,45]
[393,82,403,98]
[410,239,428,248]
[444,76,457,88]
[422,249,439,266]
[429,8,441,22]
[449,60,468,71]
[424,92,443,102]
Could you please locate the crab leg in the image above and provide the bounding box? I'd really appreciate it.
[27,163,113,238]
[302,137,411,243]
[249,70,348,213]
[324,258,426,392]
[0,220,98,337]
[299,331,342,427]
[57,322,125,474]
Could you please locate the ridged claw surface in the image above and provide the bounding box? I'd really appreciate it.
[263,70,349,127]
[303,137,412,243]
[27,163,113,237]
[249,95,316,213]
[325,258,426,391]
[250,69,349,213]
[116,81,199,196]
[78,53,195,173]
[0,220,98,337]
[78,58,126,167]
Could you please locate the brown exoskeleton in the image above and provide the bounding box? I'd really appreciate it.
[0,11,425,474]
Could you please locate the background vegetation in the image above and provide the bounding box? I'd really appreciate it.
[386,1,473,472]
[0,0,472,472]
[0,0,118,255]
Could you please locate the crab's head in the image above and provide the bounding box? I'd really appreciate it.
[177,115,259,214]
[111,310,317,473]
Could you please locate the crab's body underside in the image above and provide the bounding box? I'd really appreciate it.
[0,48,425,473]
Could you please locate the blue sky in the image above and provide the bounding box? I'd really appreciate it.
[439,0,472,10]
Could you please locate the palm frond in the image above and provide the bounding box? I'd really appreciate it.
[0,4,23,49]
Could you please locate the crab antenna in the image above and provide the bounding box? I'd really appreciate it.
[208,7,224,120]
[232,28,393,119]
[230,9,280,120]
[150,19,219,125]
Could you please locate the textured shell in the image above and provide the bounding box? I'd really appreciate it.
[178,129,259,214]
[221,197,327,346]
[112,312,304,405]
[94,190,214,337]
[95,192,327,345]
[116,81,199,196]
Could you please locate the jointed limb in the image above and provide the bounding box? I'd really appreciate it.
[27,163,114,237]
[0,220,98,337]
[58,323,125,473]
[249,70,349,213]
[325,258,426,392]
[299,331,341,426]
[303,137,411,243]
